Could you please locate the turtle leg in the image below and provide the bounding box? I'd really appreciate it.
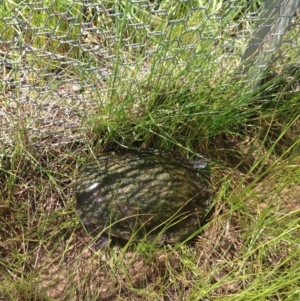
[95,235,112,248]
[77,209,112,248]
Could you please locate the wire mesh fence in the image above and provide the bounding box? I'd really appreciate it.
[1,0,300,149]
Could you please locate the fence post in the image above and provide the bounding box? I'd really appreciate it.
[242,0,300,85]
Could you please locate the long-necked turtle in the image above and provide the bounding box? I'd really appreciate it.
[76,149,210,246]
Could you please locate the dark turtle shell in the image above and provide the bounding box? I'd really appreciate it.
[76,149,210,245]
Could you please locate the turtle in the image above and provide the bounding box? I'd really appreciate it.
[76,149,210,247]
